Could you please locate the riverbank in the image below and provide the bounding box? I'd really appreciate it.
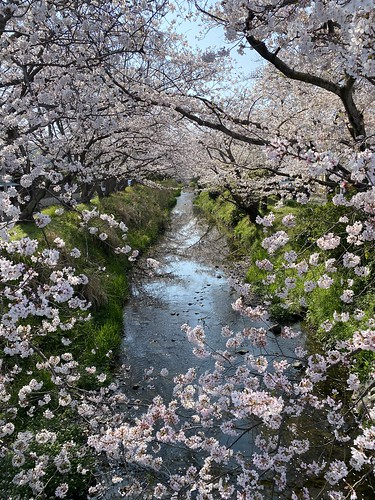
[190,189,374,498]
[1,183,180,499]
[194,189,374,379]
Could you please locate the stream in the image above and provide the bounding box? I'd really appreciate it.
[115,191,305,496]
[122,191,302,393]
[122,191,258,390]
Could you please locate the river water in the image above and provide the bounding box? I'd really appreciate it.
[122,191,256,391]
[100,192,347,498]
[121,191,303,437]
[121,192,300,398]
[93,191,307,498]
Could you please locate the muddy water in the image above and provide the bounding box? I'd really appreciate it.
[122,191,302,408]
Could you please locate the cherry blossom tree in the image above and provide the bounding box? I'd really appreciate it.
[1,0,189,219]
[0,1,189,497]
[1,0,374,498]
[83,2,375,498]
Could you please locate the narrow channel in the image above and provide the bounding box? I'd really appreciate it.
[122,191,251,389]
[122,190,302,410]
[111,191,306,496]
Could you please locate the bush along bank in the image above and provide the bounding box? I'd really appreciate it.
[1,183,180,499]
[194,189,375,381]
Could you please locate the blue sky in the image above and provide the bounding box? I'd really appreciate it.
[164,3,263,79]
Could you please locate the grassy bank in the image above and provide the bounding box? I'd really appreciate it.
[15,183,180,377]
[1,183,180,498]
[194,190,374,378]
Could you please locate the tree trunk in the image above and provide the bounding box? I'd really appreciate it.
[19,187,47,222]
[102,177,117,197]
[80,183,96,203]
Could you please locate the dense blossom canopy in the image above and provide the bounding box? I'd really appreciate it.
[0,0,374,498]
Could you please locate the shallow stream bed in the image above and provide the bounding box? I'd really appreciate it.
[98,192,349,499]
[121,190,302,425]
[121,192,302,397]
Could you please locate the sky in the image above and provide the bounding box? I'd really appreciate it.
[164,2,263,81]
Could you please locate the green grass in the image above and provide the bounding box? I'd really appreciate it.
[195,190,375,379]
[1,183,180,499]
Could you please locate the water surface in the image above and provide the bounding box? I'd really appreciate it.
[122,191,301,403]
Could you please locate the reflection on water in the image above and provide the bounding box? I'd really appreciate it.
[96,193,313,499]
[122,192,303,441]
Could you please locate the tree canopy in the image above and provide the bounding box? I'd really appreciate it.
[0,1,374,498]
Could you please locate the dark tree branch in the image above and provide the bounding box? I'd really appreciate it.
[106,72,269,146]
[244,13,366,141]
